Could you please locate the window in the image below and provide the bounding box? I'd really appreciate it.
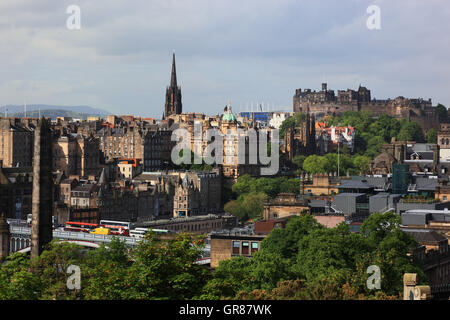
[444,196,447,201]
[241,242,249,255]
[251,242,259,254]
[232,241,240,255]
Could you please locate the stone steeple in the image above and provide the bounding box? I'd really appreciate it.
[170,52,177,88]
[164,52,182,118]
[31,117,53,259]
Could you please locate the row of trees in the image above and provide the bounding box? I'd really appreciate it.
[291,153,371,176]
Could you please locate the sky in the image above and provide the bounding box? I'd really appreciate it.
[0,0,449,118]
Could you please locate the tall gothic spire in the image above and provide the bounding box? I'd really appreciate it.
[170,52,177,88]
[164,52,182,118]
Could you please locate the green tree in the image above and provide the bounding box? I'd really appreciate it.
[303,155,328,174]
[356,212,427,295]
[231,174,253,195]
[260,215,323,263]
[353,155,371,174]
[0,252,40,300]
[279,113,306,138]
[292,155,306,171]
[436,103,447,120]
[83,238,132,300]
[249,251,292,292]
[200,256,252,299]
[426,128,437,144]
[30,241,86,300]
[397,121,425,142]
[295,223,369,282]
[124,233,208,299]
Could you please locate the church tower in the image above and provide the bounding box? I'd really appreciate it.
[31,117,53,259]
[164,52,182,118]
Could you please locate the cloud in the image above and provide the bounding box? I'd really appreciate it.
[0,0,448,117]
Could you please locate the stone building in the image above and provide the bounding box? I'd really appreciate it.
[437,122,450,149]
[403,273,432,300]
[315,121,355,154]
[283,113,317,161]
[411,241,450,299]
[210,233,266,268]
[293,83,438,131]
[57,177,78,206]
[136,214,237,235]
[0,165,33,220]
[370,142,407,174]
[173,171,222,218]
[116,158,143,179]
[96,121,172,172]
[263,193,309,220]
[219,105,263,179]
[167,104,265,179]
[0,118,33,167]
[301,174,340,196]
[52,133,100,177]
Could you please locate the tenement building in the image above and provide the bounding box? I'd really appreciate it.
[167,104,265,179]
[0,165,33,219]
[173,171,222,218]
[0,118,33,167]
[52,133,100,177]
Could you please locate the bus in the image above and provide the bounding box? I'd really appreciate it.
[99,220,130,236]
[129,228,147,239]
[65,221,98,233]
[129,228,170,239]
[151,228,170,234]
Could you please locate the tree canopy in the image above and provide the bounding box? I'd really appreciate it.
[204,212,428,299]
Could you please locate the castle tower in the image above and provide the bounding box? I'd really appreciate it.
[0,213,10,260]
[31,117,53,259]
[164,52,182,118]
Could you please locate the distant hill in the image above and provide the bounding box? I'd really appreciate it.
[1,104,110,120]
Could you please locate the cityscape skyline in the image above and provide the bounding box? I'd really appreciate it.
[0,0,449,118]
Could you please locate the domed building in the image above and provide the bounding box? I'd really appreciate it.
[222,102,237,123]
[218,101,262,179]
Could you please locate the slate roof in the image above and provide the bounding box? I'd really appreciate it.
[339,180,372,189]
[402,228,447,244]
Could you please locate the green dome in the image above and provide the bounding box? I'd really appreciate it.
[222,112,236,122]
[222,104,236,122]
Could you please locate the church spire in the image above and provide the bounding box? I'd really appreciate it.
[164,51,182,117]
[171,52,177,88]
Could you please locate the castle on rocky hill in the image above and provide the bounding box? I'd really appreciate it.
[293,83,438,131]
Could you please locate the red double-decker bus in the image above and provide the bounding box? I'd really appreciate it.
[65,221,98,233]
[99,220,130,236]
